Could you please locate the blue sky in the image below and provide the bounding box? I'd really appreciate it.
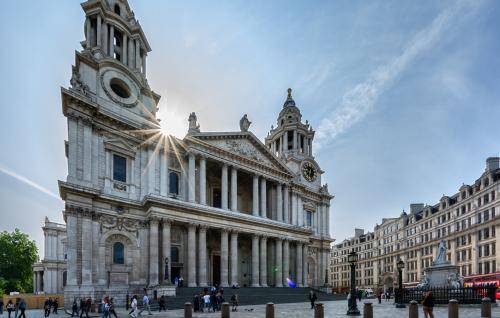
[1,0,499,255]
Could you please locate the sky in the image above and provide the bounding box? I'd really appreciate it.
[1,0,500,256]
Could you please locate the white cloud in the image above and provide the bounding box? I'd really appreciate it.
[315,0,482,150]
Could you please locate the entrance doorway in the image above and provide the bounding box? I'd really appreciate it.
[212,255,221,286]
[171,267,181,285]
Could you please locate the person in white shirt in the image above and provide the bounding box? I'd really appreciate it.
[129,296,138,318]
[203,294,211,312]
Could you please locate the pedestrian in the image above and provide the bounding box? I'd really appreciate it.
[53,298,59,314]
[203,293,210,312]
[80,298,90,318]
[0,298,4,316]
[159,295,166,312]
[422,291,435,318]
[102,297,110,318]
[14,298,20,318]
[129,296,138,318]
[44,298,51,317]
[193,293,200,312]
[230,294,238,312]
[377,291,382,304]
[17,299,27,318]
[309,290,317,309]
[109,298,118,318]
[6,299,14,318]
[179,276,184,287]
[71,299,79,317]
[138,292,151,316]
[357,289,362,302]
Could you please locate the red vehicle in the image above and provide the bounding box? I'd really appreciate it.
[463,272,500,300]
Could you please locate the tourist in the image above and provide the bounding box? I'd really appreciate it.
[159,295,166,312]
[422,291,435,318]
[203,293,211,312]
[210,292,217,312]
[309,290,318,309]
[6,299,14,318]
[71,299,79,317]
[109,298,118,318]
[14,298,20,318]
[192,293,200,312]
[17,299,27,318]
[44,298,51,317]
[80,298,90,318]
[174,277,179,286]
[79,298,86,318]
[129,296,138,318]
[0,298,3,315]
[178,276,184,287]
[138,292,151,316]
[357,289,362,302]
[230,294,238,312]
[376,291,382,304]
[53,298,59,314]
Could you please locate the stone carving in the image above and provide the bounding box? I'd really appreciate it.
[416,272,429,288]
[101,215,139,233]
[188,112,200,133]
[70,67,89,96]
[225,140,266,164]
[319,183,329,194]
[447,272,464,289]
[239,114,251,132]
[434,240,448,265]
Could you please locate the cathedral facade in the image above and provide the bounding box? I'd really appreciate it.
[56,0,333,304]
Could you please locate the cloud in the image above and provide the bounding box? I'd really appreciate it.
[0,164,61,200]
[315,0,482,150]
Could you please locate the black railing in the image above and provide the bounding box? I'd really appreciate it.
[395,285,496,304]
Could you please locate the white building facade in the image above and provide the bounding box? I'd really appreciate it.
[56,0,333,305]
[330,157,500,293]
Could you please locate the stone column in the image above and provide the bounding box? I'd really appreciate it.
[260,178,267,218]
[230,167,238,211]
[122,33,127,65]
[109,25,114,58]
[198,226,207,287]
[298,196,303,227]
[281,134,285,152]
[283,185,290,223]
[162,219,171,284]
[149,219,159,286]
[450,239,457,266]
[230,231,238,287]
[147,147,156,195]
[85,17,91,48]
[199,156,206,205]
[81,216,93,285]
[128,37,134,68]
[260,236,268,287]
[275,239,283,287]
[142,53,147,75]
[471,232,478,274]
[296,243,303,287]
[293,130,297,150]
[252,175,259,216]
[291,192,298,225]
[302,244,308,287]
[102,22,108,55]
[96,15,102,47]
[283,240,290,286]
[188,225,197,287]
[188,153,195,202]
[221,229,229,287]
[277,183,283,222]
[325,204,330,237]
[252,235,260,287]
[135,39,141,70]
[221,164,228,209]
[160,150,168,197]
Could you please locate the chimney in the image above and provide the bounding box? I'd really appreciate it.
[354,228,364,238]
[486,157,500,172]
[409,203,424,214]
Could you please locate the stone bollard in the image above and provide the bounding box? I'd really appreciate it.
[448,299,459,318]
[408,300,418,318]
[363,302,373,318]
[314,302,324,318]
[184,302,192,318]
[481,297,492,318]
[266,302,275,318]
[221,302,230,318]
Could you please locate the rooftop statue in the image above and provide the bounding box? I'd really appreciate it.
[239,114,251,132]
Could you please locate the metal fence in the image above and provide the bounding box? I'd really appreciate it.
[395,285,496,304]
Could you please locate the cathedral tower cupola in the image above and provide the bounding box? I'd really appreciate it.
[80,0,151,76]
[265,88,315,159]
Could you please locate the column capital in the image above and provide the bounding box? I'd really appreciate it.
[198,224,209,231]
[162,218,173,225]
[230,229,239,235]
[149,217,161,225]
[220,227,230,234]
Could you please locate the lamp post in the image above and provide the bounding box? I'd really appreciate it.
[346,249,360,316]
[395,259,406,308]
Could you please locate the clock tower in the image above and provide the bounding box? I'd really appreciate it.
[265,89,324,189]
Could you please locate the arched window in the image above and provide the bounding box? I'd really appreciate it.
[113,242,125,264]
[114,4,121,15]
[171,246,179,263]
[169,171,179,195]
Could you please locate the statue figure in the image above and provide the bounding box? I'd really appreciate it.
[70,67,89,96]
[188,112,200,133]
[239,114,251,132]
[417,272,429,289]
[434,240,447,265]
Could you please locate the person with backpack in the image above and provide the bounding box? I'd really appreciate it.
[71,299,79,317]
[6,299,14,318]
[138,292,151,316]
[17,299,27,318]
[422,291,435,318]
[230,294,238,312]
[44,298,51,317]
[109,298,118,318]
[309,290,318,309]
[53,298,59,314]
[129,295,138,318]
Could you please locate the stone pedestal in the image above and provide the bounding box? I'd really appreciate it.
[424,264,460,287]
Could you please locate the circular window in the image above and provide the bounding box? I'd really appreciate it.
[110,78,131,99]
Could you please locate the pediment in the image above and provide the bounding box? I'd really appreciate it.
[104,138,136,157]
[189,132,292,175]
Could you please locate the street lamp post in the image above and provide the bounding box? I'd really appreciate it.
[346,249,360,316]
[395,259,406,308]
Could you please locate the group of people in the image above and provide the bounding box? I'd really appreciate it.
[43,298,59,316]
[70,298,92,317]
[0,298,27,318]
[192,286,238,313]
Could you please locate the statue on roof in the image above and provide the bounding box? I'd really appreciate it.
[239,114,251,132]
[188,112,200,133]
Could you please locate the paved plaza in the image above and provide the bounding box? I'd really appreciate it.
[8,300,500,318]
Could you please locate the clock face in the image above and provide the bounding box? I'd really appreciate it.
[302,161,317,182]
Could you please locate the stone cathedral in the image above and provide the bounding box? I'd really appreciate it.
[40,0,333,305]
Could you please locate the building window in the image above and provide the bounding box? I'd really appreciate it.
[113,154,127,182]
[113,242,125,264]
[171,246,179,263]
[168,171,179,195]
[63,271,67,287]
[306,211,313,227]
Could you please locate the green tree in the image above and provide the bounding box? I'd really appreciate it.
[0,229,38,294]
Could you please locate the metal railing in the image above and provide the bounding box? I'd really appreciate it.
[395,285,496,304]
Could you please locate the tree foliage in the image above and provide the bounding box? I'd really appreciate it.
[0,229,38,294]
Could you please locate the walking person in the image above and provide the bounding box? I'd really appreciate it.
[109,298,118,318]
[309,290,317,310]
[101,297,110,318]
[422,291,435,318]
[6,299,14,318]
[376,291,382,304]
[53,298,59,314]
[203,293,210,312]
[71,299,79,317]
[138,292,151,316]
[129,295,138,318]
[17,299,27,318]
[0,298,4,316]
[44,298,51,317]
[14,298,20,318]
[210,292,217,312]
[159,295,166,312]
[230,294,238,312]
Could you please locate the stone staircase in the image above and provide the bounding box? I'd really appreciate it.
[157,287,344,310]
